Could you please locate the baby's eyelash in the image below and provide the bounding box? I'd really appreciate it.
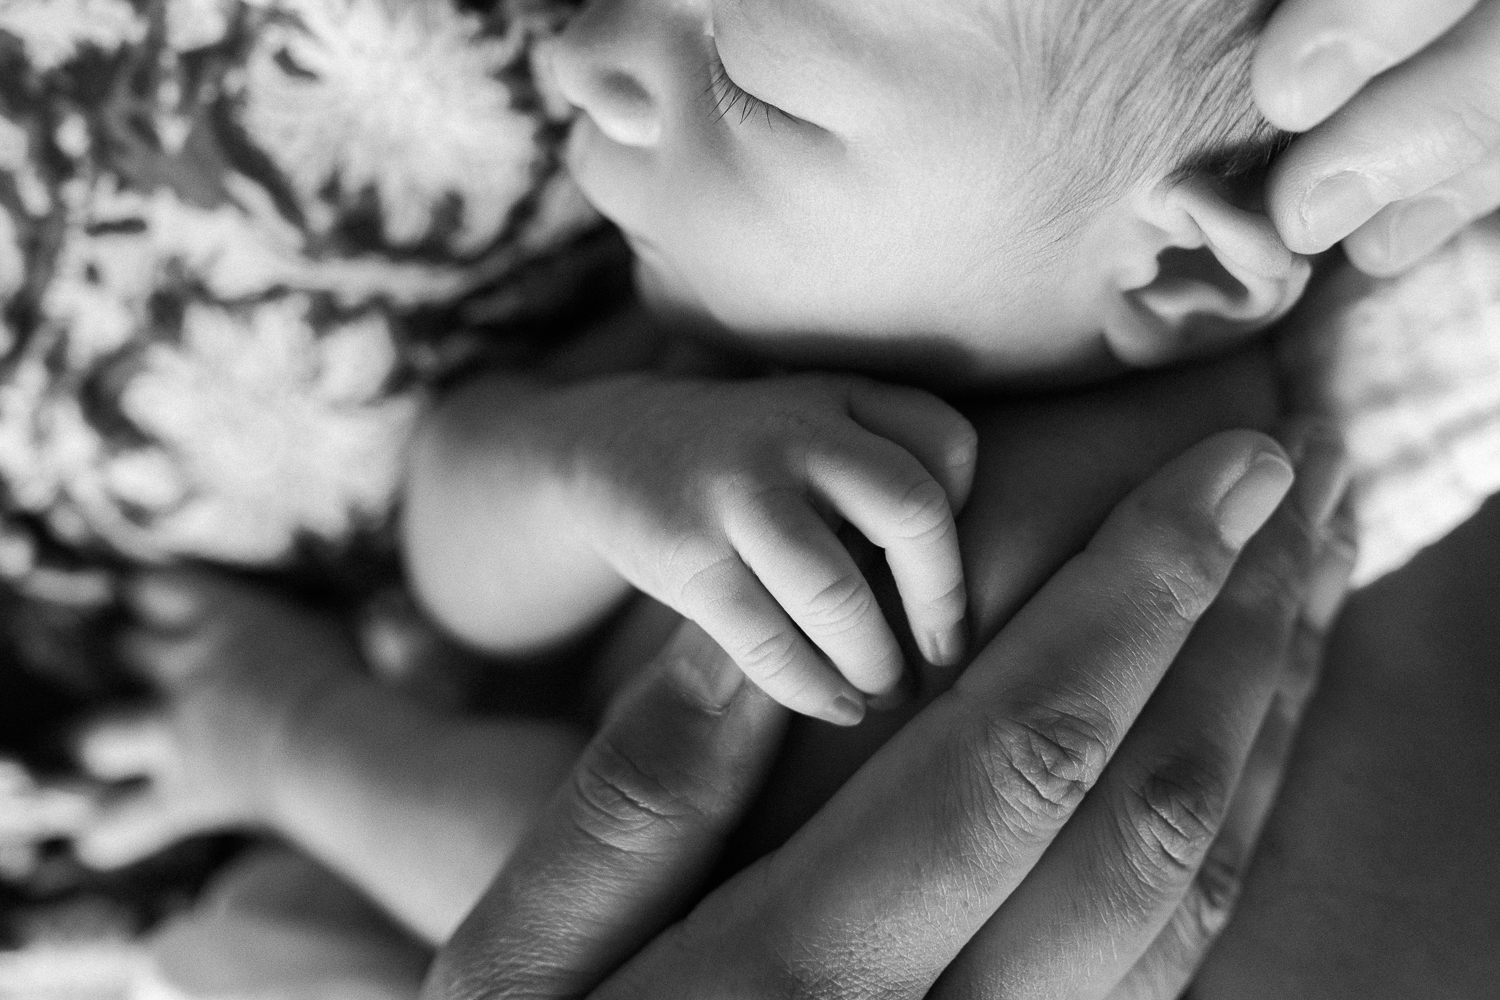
[706,51,797,129]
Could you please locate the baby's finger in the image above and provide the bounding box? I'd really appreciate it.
[592,432,1293,1000]
[675,552,867,726]
[75,791,191,869]
[728,490,904,697]
[1255,0,1481,131]
[1344,153,1500,275]
[807,430,968,667]
[116,626,217,687]
[845,379,980,512]
[73,711,175,782]
[1268,0,1500,254]
[124,571,207,630]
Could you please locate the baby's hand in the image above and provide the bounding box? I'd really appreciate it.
[566,373,977,725]
[71,572,361,868]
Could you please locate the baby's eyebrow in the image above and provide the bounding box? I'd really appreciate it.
[719,0,906,95]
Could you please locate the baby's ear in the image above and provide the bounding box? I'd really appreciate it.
[1100,176,1313,368]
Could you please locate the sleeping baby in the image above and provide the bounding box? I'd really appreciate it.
[404,0,1312,725]
[70,0,1500,960]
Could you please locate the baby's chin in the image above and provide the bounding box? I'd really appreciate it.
[631,248,1124,392]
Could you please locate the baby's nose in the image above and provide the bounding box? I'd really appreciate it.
[543,31,663,149]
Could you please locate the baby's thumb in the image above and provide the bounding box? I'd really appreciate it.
[76,793,189,870]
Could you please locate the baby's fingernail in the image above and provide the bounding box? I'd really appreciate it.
[826,694,866,727]
[1216,451,1296,549]
[1300,172,1383,252]
[129,574,201,627]
[925,624,966,668]
[1369,197,1467,275]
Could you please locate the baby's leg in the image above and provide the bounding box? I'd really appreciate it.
[74,572,587,943]
[141,846,428,1000]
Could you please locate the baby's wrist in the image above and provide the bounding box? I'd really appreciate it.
[258,667,374,834]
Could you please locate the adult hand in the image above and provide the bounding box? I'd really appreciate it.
[1256,0,1500,275]
[427,426,1352,1000]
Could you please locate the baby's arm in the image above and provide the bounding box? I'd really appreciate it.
[404,372,643,657]
[74,573,585,945]
[404,370,979,726]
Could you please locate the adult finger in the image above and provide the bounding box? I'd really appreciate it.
[728,489,905,696]
[806,426,968,667]
[845,378,981,512]
[676,550,867,725]
[595,431,1293,1000]
[1344,152,1500,275]
[1268,0,1500,254]
[1106,524,1356,1000]
[935,431,1348,999]
[1254,0,1482,131]
[423,623,786,1000]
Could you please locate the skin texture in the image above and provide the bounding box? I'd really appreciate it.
[426,404,1352,1000]
[75,575,586,945]
[546,0,1304,385]
[1259,0,1500,275]
[404,371,979,726]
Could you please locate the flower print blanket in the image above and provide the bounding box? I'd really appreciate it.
[0,0,612,973]
[0,0,1498,989]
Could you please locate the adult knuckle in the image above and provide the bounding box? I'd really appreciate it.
[1220,536,1306,622]
[1125,550,1221,632]
[1119,755,1232,891]
[569,734,694,849]
[1184,850,1245,946]
[951,690,1115,834]
[1451,74,1500,159]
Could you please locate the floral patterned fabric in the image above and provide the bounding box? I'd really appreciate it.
[0,0,613,977]
[0,0,1498,992]
[0,0,599,585]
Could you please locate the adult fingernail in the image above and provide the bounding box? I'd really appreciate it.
[1371,198,1468,275]
[1284,41,1380,130]
[1305,537,1357,633]
[1286,428,1349,531]
[827,694,866,727]
[1300,172,1383,251]
[663,624,746,711]
[128,574,201,628]
[1216,451,1296,549]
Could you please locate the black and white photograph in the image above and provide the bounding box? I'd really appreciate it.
[0,0,1497,996]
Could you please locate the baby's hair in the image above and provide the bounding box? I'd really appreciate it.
[1025,0,1289,240]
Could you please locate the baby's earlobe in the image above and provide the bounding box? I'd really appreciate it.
[1101,177,1313,368]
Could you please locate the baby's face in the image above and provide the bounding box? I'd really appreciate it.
[548,0,1122,385]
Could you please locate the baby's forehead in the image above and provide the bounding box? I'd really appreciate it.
[731,0,1025,94]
